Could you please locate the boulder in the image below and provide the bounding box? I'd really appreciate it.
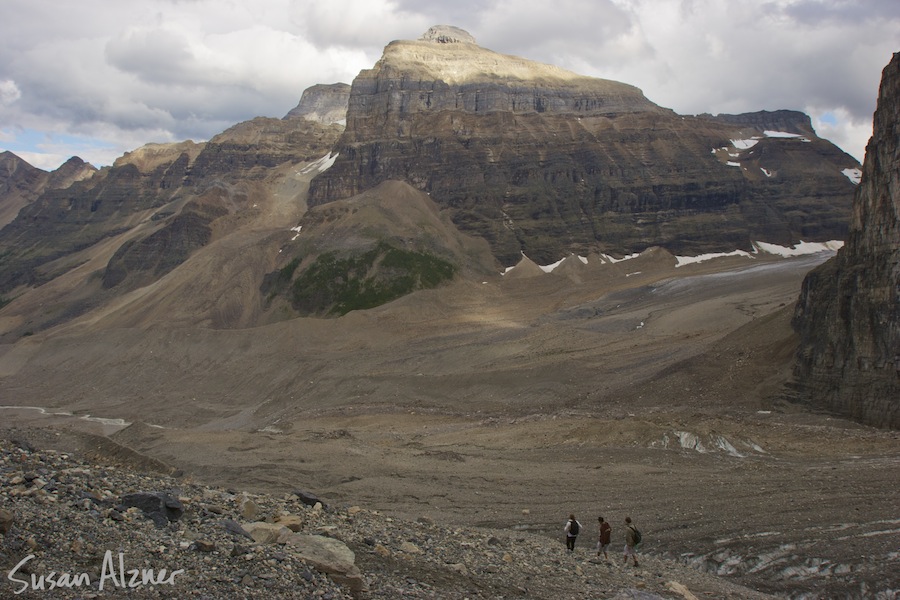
[241,522,293,544]
[239,494,259,520]
[293,490,326,508]
[274,514,304,532]
[286,534,367,595]
[399,541,422,554]
[192,539,216,553]
[220,519,255,540]
[119,492,184,527]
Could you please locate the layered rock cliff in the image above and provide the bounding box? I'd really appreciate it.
[190,117,342,182]
[308,27,859,265]
[0,153,96,228]
[0,32,871,335]
[792,53,900,429]
[0,106,346,338]
[0,157,187,292]
[284,83,351,125]
[0,151,48,228]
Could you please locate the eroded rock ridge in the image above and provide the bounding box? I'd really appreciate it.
[792,52,900,429]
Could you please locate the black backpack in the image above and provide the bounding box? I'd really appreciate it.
[632,526,642,545]
[569,520,580,535]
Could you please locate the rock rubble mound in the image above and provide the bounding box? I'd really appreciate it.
[0,431,776,599]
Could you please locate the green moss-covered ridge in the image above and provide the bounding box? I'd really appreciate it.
[262,241,456,316]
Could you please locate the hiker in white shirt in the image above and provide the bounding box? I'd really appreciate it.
[564,514,582,552]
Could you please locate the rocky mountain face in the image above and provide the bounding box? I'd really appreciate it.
[46,156,98,191]
[0,151,47,228]
[0,156,187,294]
[262,180,497,317]
[307,27,859,265]
[0,25,866,336]
[284,83,351,125]
[0,114,343,337]
[0,152,96,228]
[190,116,342,182]
[792,53,900,429]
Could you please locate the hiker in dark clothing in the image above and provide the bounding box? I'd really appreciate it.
[596,516,612,559]
[564,514,582,552]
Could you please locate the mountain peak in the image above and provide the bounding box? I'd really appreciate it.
[284,83,351,125]
[380,30,618,88]
[419,25,477,45]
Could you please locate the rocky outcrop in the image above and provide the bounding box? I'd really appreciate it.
[190,116,343,181]
[284,83,351,125]
[101,189,229,291]
[114,141,204,174]
[705,110,816,136]
[420,24,477,44]
[0,154,97,228]
[791,53,900,429]
[0,102,345,333]
[0,159,188,292]
[262,180,497,317]
[308,27,858,265]
[0,151,49,228]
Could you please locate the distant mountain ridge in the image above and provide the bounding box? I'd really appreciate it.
[308,27,858,265]
[0,25,862,338]
[0,152,96,228]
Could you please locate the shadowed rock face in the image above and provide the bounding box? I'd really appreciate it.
[0,151,47,195]
[0,116,343,294]
[191,117,343,181]
[0,160,185,292]
[308,27,858,265]
[102,190,229,291]
[792,53,900,429]
[0,153,96,229]
[0,151,49,228]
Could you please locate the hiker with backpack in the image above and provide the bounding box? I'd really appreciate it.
[564,514,582,552]
[623,516,641,567]
[596,516,612,560]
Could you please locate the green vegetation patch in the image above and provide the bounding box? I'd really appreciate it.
[267,242,456,317]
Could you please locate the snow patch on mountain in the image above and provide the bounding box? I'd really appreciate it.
[506,241,843,274]
[841,167,862,184]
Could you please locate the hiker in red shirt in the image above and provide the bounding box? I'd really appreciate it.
[596,516,612,560]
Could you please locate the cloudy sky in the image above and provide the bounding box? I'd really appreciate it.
[1,0,897,170]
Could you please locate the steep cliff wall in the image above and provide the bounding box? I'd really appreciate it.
[191,117,343,181]
[284,83,351,125]
[792,53,900,429]
[308,28,859,265]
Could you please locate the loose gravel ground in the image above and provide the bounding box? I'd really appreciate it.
[1,431,781,600]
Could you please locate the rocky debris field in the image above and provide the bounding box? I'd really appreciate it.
[0,429,781,600]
